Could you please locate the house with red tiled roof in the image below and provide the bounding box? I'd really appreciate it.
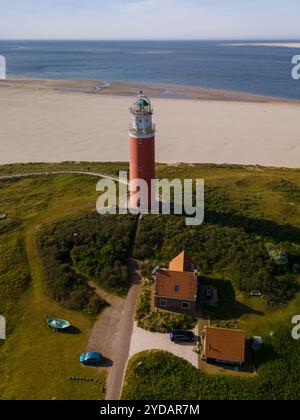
[154,251,198,314]
[169,251,197,272]
[203,326,246,366]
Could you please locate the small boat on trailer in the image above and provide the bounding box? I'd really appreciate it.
[47,318,71,331]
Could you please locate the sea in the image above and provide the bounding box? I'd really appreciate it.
[0,40,300,100]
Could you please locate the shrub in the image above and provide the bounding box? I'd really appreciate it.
[135,215,296,305]
[135,290,152,322]
[212,320,238,329]
[37,212,136,313]
[85,294,106,315]
[0,218,21,235]
[139,312,196,334]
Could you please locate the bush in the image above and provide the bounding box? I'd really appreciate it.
[85,294,106,315]
[37,212,136,312]
[135,285,152,321]
[265,275,297,307]
[0,218,21,235]
[135,215,296,305]
[139,312,196,334]
[213,320,238,329]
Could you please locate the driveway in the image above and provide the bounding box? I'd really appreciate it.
[129,323,199,368]
[87,260,141,401]
[87,282,124,365]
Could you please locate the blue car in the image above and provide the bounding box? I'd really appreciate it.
[80,352,103,366]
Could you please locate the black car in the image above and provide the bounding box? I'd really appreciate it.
[170,330,195,342]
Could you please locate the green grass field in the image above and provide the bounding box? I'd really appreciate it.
[201,275,300,337]
[0,173,106,400]
[0,162,299,400]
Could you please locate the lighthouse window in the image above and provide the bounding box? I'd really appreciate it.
[138,139,143,145]
[138,167,143,173]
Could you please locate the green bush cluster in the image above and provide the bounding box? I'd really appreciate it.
[139,312,196,334]
[135,279,152,321]
[0,218,21,235]
[37,212,136,312]
[270,178,300,202]
[212,320,238,329]
[135,215,297,306]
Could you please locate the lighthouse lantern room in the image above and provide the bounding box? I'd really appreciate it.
[129,91,156,209]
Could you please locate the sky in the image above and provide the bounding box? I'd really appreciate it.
[0,0,299,40]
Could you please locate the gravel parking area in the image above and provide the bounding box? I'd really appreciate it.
[129,323,199,368]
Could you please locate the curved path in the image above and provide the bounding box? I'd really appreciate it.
[0,170,128,184]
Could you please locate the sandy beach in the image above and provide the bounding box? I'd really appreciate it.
[0,79,299,168]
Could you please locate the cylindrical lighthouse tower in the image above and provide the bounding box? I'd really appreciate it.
[129,91,156,209]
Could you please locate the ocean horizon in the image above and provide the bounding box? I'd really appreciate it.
[1,40,300,99]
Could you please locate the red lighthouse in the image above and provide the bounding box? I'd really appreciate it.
[129,91,156,209]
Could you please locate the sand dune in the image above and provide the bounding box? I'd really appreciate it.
[0,80,299,168]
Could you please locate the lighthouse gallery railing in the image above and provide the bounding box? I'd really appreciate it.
[129,124,156,135]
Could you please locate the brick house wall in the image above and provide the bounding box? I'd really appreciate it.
[154,296,196,314]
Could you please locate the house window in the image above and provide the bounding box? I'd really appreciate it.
[181,302,190,310]
[160,299,167,307]
[174,285,180,292]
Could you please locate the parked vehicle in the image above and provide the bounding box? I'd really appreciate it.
[251,336,263,351]
[170,330,195,343]
[80,352,103,366]
[251,290,262,297]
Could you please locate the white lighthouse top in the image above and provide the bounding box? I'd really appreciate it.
[130,90,153,115]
